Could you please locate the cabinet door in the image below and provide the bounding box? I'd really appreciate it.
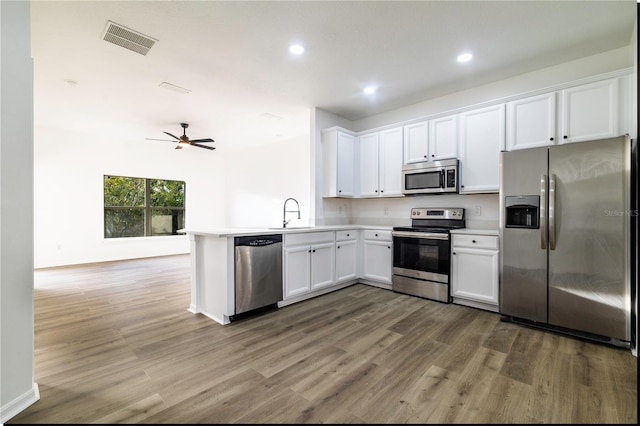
[560,78,619,143]
[451,247,499,305]
[359,133,380,197]
[336,131,355,196]
[506,92,557,150]
[458,104,505,193]
[310,242,335,290]
[378,127,403,196]
[284,245,311,299]
[403,121,429,164]
[429,114,458,160]
[335,239,357,283]
[362,239,392,283]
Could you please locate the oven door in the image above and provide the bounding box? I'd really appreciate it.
[392,232,450,283]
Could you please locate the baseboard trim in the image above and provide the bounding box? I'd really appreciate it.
[0,382,40,423]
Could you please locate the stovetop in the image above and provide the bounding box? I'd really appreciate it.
[392,226,456,233]
[394,207,466,233]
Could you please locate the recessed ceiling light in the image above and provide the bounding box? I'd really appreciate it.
[363,86,377,95]
[289,44,305,55]
[457,52,473,63]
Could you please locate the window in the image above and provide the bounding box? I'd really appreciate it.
[104,175,185,238]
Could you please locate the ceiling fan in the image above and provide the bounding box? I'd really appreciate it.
[146,123,216,150]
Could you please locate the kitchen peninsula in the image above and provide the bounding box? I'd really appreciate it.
[184,224,393,325]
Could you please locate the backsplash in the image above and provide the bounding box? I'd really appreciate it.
[322,193,500,229]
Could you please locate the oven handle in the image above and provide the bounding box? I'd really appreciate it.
[391,231,449,240]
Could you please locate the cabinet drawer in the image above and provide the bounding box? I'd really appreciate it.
[336,230,358,241]
[285,231,335,247]
[363,229,392,241]
[452,234,498,250]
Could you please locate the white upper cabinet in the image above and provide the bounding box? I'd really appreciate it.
[429,114,458,160]
[358,133,380,197]
[506,92,557,150]
[378,127,404,196]
[322,127,355,197]
[458,104,506,194]
[507,77,622,150]
[358,127,403,197]
[560,77,619,143]
[403,121,429,164]
[403,116,457,164]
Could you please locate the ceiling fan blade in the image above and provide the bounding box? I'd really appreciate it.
[191,143,216,150]
[190,138,215,143]
[146,137,175,142]
[163,131,181,140]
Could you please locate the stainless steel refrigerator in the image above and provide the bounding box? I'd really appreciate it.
[499,135,632,348]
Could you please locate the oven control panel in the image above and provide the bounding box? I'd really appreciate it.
[410,207,464,220]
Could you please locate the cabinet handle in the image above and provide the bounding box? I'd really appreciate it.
[308,250,311,253]
[461,185,465,188]
[424,155,427,158]
[346,233,350,237]
[453,252,456,255]
[472,240,476,243]
[431,154,435,157]
[375,189,378,193]
[387,246,391,249]
[312,249,316,253]
[563,135,568,139]
[338,189,342,193]
[550,137,554,141]
[337,246,340,249]
[380,190,384,193]
[375,233,378,237]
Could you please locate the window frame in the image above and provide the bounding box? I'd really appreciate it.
[103,175,186,238]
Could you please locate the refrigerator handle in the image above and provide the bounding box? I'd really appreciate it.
[540,174,547,249]
[549,174,556,250]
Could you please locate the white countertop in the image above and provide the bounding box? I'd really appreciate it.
[181,224,393,238]
[450,228,499,236]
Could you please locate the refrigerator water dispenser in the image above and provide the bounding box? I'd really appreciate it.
[505,195,539,229]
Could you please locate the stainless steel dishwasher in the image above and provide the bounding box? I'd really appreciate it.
[233,234,283,320]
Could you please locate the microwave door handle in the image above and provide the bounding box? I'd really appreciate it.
[440,170,444,189]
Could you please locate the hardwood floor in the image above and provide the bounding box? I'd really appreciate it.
[8,254,637,424]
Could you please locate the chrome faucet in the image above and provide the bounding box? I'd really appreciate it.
[283,198,301,228]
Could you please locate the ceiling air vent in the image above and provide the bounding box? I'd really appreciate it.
[102,21,157,56]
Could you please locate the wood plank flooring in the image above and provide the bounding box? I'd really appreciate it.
[8,254,637,424]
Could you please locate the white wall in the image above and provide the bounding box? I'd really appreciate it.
[33,125,313,268]
[33,125,227,268]
[224,134,311,228]
[0,1,39,422]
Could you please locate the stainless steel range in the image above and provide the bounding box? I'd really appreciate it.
[392,207,465,303]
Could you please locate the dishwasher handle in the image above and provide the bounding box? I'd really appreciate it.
[234,234,283,247]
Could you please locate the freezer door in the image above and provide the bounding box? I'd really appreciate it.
[499,147,549,322]
[548,136,630,341]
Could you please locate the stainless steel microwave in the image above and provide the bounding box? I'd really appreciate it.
[402,158,459,195]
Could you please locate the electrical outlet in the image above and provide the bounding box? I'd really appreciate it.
[383,207,389,216]
[473,205,482,216]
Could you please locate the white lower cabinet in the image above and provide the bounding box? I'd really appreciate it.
[450,233,499,312]
[362,230,392,285]
[284,232,335,300]
[335,230,358,283]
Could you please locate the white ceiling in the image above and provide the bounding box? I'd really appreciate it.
[31,0,636,152]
